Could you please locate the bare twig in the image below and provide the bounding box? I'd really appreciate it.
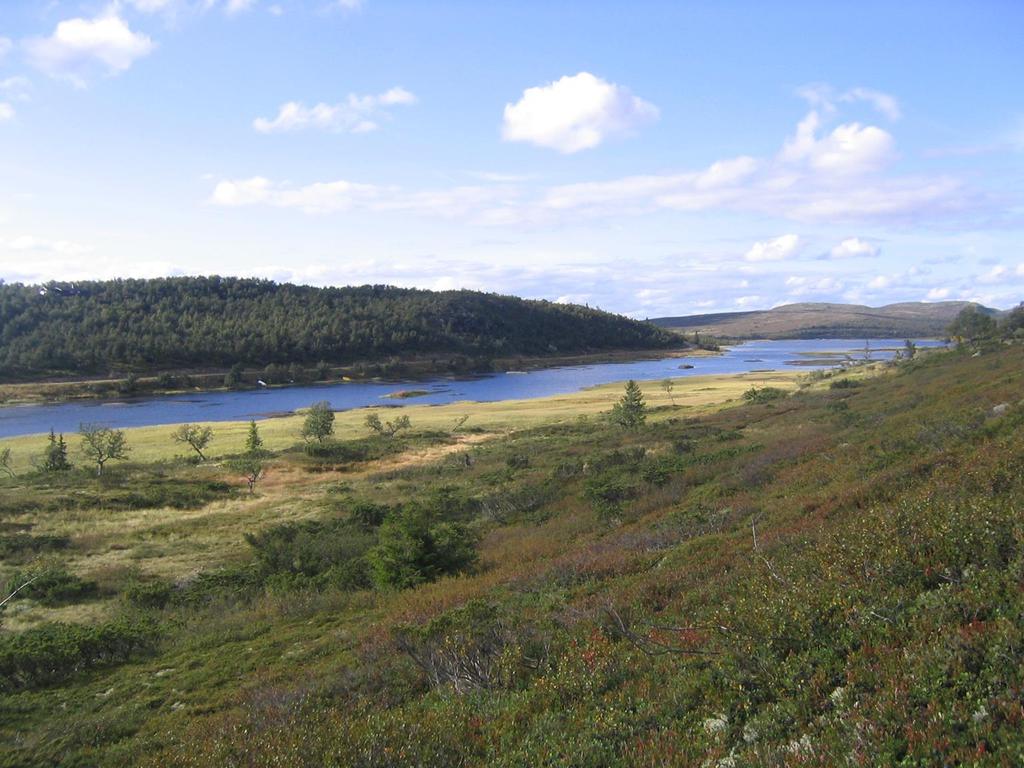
[750,514,789,586]
[0,575,39,610]
[604,605,722,657]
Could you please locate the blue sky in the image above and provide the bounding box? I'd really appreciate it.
[1,0,1022,317]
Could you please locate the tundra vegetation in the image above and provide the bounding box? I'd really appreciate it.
[0,325,1023,766]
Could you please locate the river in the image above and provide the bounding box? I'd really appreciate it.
[0,339,945,438]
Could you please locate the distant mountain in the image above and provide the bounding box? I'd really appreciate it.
[651,301,1001,339]
[0,278,679,380]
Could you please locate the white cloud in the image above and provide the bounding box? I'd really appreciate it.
[0,77,32,101]
[224,0,256,15]
[502,72,659,153]
[5,235,94,256]
[978,265,1007,284]
[785,276,843,296]
[925,287,951,301]
[829,237,880,259]
[780,111,895,175]
[797,83,901,121]
[735,295,762,307]
[0,37,11,59]
[1017,263,1024,276]
[210,176,514,216]
[0,103,13,122]
[868,275,893,290]
[25,11,155,85]
[745,234,801,262]
[214,100,979,228]
[125,0,176,11]
[254,87,417,134]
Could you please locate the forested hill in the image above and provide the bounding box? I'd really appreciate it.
[0,278,677,379]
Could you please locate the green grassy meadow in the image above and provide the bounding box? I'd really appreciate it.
[1,348,1023,766]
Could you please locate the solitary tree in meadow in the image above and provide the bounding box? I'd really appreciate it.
[611,380,647,429]
[79,424,129,476]
[661,378,676,405]
[172,423,214,460]
[301,401,335,443]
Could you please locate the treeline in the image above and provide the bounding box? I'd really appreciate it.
[0,278,677,380]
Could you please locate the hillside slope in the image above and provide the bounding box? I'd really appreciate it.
[2,342,1023,765]
[652,300,997,339]
[0,277,677,380]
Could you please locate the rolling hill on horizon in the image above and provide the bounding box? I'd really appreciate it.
[651,300,1001,339]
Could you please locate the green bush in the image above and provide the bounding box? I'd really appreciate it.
[742,386,789,404]
[829,378,861,389]
[122,578,176,610]
[245,518,376,579]
[369,505,477,589]
[5,567,98,607]
[0,618,158,690]
[0,533,70,563]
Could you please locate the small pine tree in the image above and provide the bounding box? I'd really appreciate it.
[224,363,245,388]
[611,380,647,429]
[244,420,264,455]
[42,429,72,472]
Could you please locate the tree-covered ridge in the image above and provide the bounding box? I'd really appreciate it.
[0,277,677,379]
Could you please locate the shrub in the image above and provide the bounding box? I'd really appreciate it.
[0,618,157,691]
[0,533,70,562]
[742,386,789,404]
[829,378,861,389]
[245,518,376,579]
[368,505,477,589]
[122,578,176,609]
[5,567,98,607]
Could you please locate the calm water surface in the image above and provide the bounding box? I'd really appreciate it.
[0,339,945,438]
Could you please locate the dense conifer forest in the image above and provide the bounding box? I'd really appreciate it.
[0,278,677,380]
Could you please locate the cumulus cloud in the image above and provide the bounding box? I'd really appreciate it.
[25,11,155,85]
[829,237,880,259]
[502,72,659,153]
[780,111,895,175]
[0,103,13,122]
[926,287,951,300]
[212,98,980,228]
[254,87,417,134]
[745,234,801,262]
